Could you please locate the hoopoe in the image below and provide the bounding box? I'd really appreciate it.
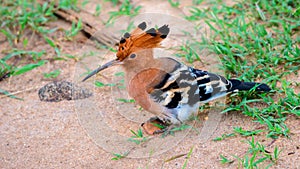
[82,22,271,135]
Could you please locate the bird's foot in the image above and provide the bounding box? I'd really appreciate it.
[141,117,170,135]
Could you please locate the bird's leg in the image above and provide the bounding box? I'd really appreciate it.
[141,116,171,135]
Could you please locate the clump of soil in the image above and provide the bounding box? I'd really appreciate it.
[38,81,92,102]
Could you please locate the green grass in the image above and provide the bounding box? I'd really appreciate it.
[43,69,61,79]
[185,0,299,139]
[174,41,204,63]
[65,19,83,40]
[93,71,126,90]
[0,88,23,100]
[163,146,194,169]
[111,151,129,160]
[168,0,180,8]
[95,81,117,87]
[181,146,194,169]
[128,128,148,145]
[0,1,55,46]
[94,4,102,16]
[186,1,300,81]
[117,98,135,103]
[220,137,281,168]
[105,0,141,25]
[0,0,81,99]
[162,124,192,137]
[213,133,235,141]
[184,1,299,167]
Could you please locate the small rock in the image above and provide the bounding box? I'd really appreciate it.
[38,81,92,102]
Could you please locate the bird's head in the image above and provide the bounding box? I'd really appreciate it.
[82,22,170,82]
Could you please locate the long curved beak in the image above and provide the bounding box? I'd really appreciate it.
[82,59,120,82]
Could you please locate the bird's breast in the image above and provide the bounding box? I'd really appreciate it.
[126,68,167,112]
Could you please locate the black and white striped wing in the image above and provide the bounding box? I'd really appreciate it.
[149,65,200,110]
[190,68,232,103]
[149,66,233,109]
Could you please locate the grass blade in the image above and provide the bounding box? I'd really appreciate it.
[13,60,46,76]
[0,88,23,100]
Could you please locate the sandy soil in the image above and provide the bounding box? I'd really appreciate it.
[1,1,299,168]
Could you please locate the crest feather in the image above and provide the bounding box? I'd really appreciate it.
[116,22,170,61]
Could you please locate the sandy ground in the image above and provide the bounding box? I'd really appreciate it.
[1,1,299,168]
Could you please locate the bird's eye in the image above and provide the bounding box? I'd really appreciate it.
[121,47,124,50]
[130,53,136,59]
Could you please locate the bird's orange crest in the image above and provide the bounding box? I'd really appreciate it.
[116,22,170,61]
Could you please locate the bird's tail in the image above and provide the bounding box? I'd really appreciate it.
[229,79,271,92]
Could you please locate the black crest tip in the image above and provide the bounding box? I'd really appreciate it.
[158,25,170,36]
[146,28,157,37]
[120,38,126,44]
[138,22,147,30]
[160,35,167,39]
[124,32,130,39]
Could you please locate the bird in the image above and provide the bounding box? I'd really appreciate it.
[82,22,271,135]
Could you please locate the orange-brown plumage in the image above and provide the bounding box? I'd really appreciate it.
[127,68,167,111]
[116,22,169,61]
